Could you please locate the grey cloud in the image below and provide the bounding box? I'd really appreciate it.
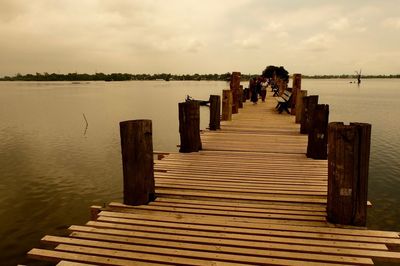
[0,0,28,22]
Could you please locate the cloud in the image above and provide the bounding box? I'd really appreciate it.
[329,17,350,31]
[185,39,206,53]
[382,17,400,29]
[233,37,261,50]
[265,21,283,32]
[300,34,334,52]
[0,0,28,22]
[0,1,399,75]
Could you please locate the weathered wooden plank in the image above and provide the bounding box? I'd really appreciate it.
[57,261,97,266]
[71,225,389,252]
[44,235,375,265]
[99,209,400,239]
[28,248,166,266]
[69,231,399,261]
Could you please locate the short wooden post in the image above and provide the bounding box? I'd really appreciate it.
[295,90,307,123]
[290,74,301,115]
[244,87,250,100]
[243,88,249,102]
[222,90,232,121]
[120,119,156,206]
[90,205,102,220]
[307,104,329,159]
[238,85,244,108]
[209,95,221,130]
[230,72,241,114]
[327,122,371,226]
[179,101,202,152]
[300,95,319,134]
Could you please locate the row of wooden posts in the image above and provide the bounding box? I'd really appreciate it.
[118,72,371,227]
[290,74,371,226]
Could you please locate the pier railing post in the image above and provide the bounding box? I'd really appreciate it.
[300,95,319,134]
[119,119,156,206]
[222,90,233,121]
[179,100,202,152]
[230,72,241,114]
[295,90,307,124]
[307,104,329,159]
[238,85,244,108]
[291,74,301,115]
[209,95,221,130]
[327,122,371,226]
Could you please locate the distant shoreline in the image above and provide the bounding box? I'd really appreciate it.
[1,73,399,82]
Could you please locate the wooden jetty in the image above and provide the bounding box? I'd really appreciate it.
[28,86,400,265]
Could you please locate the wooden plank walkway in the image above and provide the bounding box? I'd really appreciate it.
[29,94,400,265]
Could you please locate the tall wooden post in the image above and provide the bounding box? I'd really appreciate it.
[222,90,232,121]
[209,95,221,130]
[230,72,241,114]
[295,90,307,123]
[238,85,244,108]
[291,74,301,115]
[120,119,155,206]
[327,122,371,226]
[300,95,319,134]
[307,104,329,159]
[179,101,202,152]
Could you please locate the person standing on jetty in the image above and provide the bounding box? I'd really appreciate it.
[260,77,267,102]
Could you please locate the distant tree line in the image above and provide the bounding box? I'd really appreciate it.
[0,72,257,82]
[302,74,400,79]
[1,72,399,82]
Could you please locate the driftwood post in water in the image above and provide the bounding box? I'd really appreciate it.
[209,95,221,130]
[327,122,371,226]
[120,119,156,206]
[222,90,233,121]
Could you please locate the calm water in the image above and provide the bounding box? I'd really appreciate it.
[0,79,399,265]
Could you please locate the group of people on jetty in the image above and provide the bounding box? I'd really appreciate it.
[248,76,271,104]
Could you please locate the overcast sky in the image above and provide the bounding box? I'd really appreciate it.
[1,0,399,76]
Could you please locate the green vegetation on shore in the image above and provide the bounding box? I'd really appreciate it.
[1,72,399,82]
[0,72,243,82]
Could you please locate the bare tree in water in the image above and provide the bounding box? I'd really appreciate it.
[355,69,362,85]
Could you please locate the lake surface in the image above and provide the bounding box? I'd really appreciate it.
[0,79,399,265]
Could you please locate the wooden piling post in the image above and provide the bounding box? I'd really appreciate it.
[295,90,308,123]
[209,95,221,130]
[230,72,241,114]
[119,119,156,206]
[243,88,249,102]
[222,90,232,121]
[307,104,329,159]
[179,101,202,152]
[291,74,301,115]
[90,205,102,221]
[327,122,371,226]
[300,95,319,134]
[238,85,244,108]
